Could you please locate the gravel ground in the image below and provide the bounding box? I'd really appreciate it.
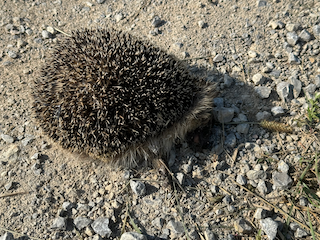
[0,0,320,239]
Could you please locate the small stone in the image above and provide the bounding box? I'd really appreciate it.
[213,54,224,62]
[260,218,278,240]
[254,208,268,219]
[299,197,308,207]
[1,134,14,143]
[30,152,39,160]
[198,20,206,28]
[225,133,237,148]
[288,53,301,65]
[213,98,224,108]
[272,171,292,190]
[167,220,184,234]
[96,0,105,3]
[286,23,300,32]
[26,28,33,35]
[313,25,320,37]
[1,145,20,160]
[314,75,320,87]
[17,39,27,48]
[62,201,73,211]
[247,170,266,180]
[236,123,249,134]
[248,50,258,58]
[21,135,35,146]
[91,218,112,238]
[256,0,267,7]
[286,32,299,46]
[181,52,189,58]
[4,182,13,191]
[74,217,92,230]
[176,172,185,185]
[295,228,309,238]
[290,222,299,231]
[114,13,123,22]
[299,30,311,42]
[289,76,301,98]
[276,82,293,102]
[214,107,234,123]
[0,232,14,240]
[204,230,217,240]
[7,50,17,59]
[50,217,66,230]
[252,73,265,85]
[271,106,284,116]
[46,26,56,34]
[41,30,51,39]
[256,111,271,121]
[278,160,289,173]
[254,86,271,99]
[152,217,164,229]
[120,232,147,240]
[151,16,162,27]
[172,42,183,50]
[34,38,43,44]
[304,84,317,95]
[234,218,253,234]
[236,175,247,185]
[223,74,234,87]
[268,20,284,29]
[130,180,146,196]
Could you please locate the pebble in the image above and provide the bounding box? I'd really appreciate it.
[278,160,289,173]
[260,218,278,240]
[256,0,267,7]
[223,74,234,87]
[299,197,308,206]
[246,170,266,180]
[288,52,301,64]
[286,23,300,32]
[204,230,217,240]
[254,86,271,99]
[268,20,284,29]
[167,220,184,234]
[214,107,234,123]
[248,50,258,58]
[198,20,206,28]
[236,123,249,134]
[50,217,66,230]
[41,30,51,39]
[4,182,13,191]
[0,232,14,240]
[256,111,271,121]
[271,106,284,116]
[299,29,311,42]
[276,82,293,102]
[236,174,247,185]
[289,76,301,98]
[252,73,265,85]
[152,217,165,229]
[1,134,14,143]
[225,133,237,148]
[295,228,309,238]
[21,135,35,146]
[130,180,146,196]
[74,217,92,230]
[234,218,252,234]
[114,13,123,22]
[176,172,185,185]
[303,84,316,95]
[286,32,299,46]
[314,75,320,87]
[26,28,33,35]
[253,208,268,219]
[91,217,112,238]
[96,0,105,3]
[62,201,74,211]
[272,171,292,190]
[120,232,147,240]
[313,24,320,37]
[30,153,39,160]
[1,144,20,160]
[7,50,17,59]
[213,54,224,62]
[151,16,162,27]
[213,98,224,108]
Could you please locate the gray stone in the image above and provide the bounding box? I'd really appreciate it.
[278,160,289,173]
[96,0,105,3]
[276,82,293,102]
[62,201,73,211]
[286,23,300,32]
[290,222,299,231]
[234,218,253,233]
[256,111,271,121]
[213,54,224,62]
[4,182,13,191]
[314,75,320,87]
[289,76,301,98]
[260,218,278,240]
[77,203,90,211]
[254,86,271,99]
[1,145,20,161]
[213,98,224,108]
[252,73,265,85]
[0,232,14,240]
[246,170,266,180]
[152,16,162,27]
[248,50,258,58]
[254,208,268,219]
[198,20,206,28]
[295,228,309,238]
[256,0,267,7]
[1,134,14,143]
[271,106,284,116]
[7,50,17,59]
[91,217,112,238]
[41,30,51,39]
[176,172,185,185]
[114,13,123,22]
[74,217,92,230]
[50,216,66,230]
[272,171,292,190]
[152,217,165,229]
[214,107,234,123]
[286,32,299,46]
[26,28,33,35]
[223,195,232,205]
[268,20,284,29]
[224,74,234,87]
[236,123,249,134]
[236,175,247,185]
[120,232,147,240]
[167,220,184,234]
[288,53,301,64]
[172,42,183,50]
[130,180,146,196]
[204,230,217,240]
[30,152,39,160]
[21,135,35,146]
[304,84,317,95]
[299,29,311,42]
[299,197,308,206]
[225,133,237,148]
[313,25,320,37]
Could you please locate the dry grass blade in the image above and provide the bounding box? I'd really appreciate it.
[232,180,320,238]
[0,191,29,198]
[260,120,293,133]
[53,27,71,37]
[121,200,130,235]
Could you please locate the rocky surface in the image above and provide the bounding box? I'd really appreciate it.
[0,0,320,239]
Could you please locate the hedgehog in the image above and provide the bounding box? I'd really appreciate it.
[32,28,218,168]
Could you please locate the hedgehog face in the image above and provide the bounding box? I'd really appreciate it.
[33,29,217,167]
